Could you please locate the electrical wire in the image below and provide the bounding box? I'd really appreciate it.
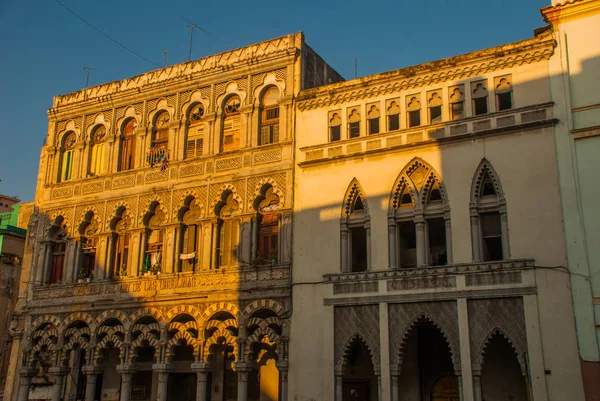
[52,0,161,69]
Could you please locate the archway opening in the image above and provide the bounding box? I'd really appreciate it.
[342,337,377,401]
[481,333,527,401]
[398,320,458,401]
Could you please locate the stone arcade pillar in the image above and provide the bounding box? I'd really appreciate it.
[153,364,172,401]
[191,362,211,401]
[276,361,289,401]
[82,365,103,401]
[17,368,36,401]
[390,369,400,401]
[472,367,483,401]
[334,372,343,401]
[235,362,252,401]
[117,364,136,401]
[387,214,397,269]
[49,366,70,401]
[415,217,427,267]
[470,212,481,262]
[340,222,349,272]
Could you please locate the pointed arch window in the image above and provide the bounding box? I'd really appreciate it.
[341,181,370,273]
[253,185,280,265]
[222,96,241,152]
[89,125,107,176]
[110,207,131,277]
[186,103,205,159]
[78,212,99,280]
[260,87,280,146]
[470,160,509,262]
[143,203,166,275]
[119,118,137,171]
[215,191,240,268]
[59,132,77,182]
[178,198,202,272]
[389,159,452,269]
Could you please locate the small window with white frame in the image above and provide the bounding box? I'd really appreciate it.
[471,80,488,115]
[347,107,361,139]
[386,99,401,131]
[329,111,342,142]
[427,90,443,124]
[494,75,513,111]
[449,85,465,120]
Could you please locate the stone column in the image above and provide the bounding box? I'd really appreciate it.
[276,365,289,401]
[390,372,399,401]
[82,365,103,401]
[444,214,453,264]
[457,299,474,401]
[472,368,483,401]
[17,368,36,401]
[415,217,426,267]
[250,216,258,263]
[388,215,397,269]
[365,220,372,271]
[235,363,252,401]
[499,205,510,259]
[523,294,549,401]
[49,366,70,401]
[191,362,211,401]
[152,364,172,401]
[117,364,136,401]
[378,303,390,401]
[340,222,349,272]
[470,212,481,262]
[334,374,343,401]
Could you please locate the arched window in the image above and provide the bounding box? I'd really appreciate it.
[89,125,107,176]
[215,191,240,268]
[221,96,241,152]
[367,104,380,135]
[186,103,205,159]
[259,87,280,146]
[407,96,421,128]
[119,118,137,171]
[341,179,370,272]
[386,100,401,131]
[389,158,451,269]
[47,217,68,284]
[143,203,166,275]
[178,198,202,272]
[253,184,280,265]
[470,159,509,262]
[110,207,131,277]
[329,112,341,142]
[78,211,98,281]
[59,132,77,182]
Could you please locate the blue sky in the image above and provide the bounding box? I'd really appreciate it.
[0,0,549,202]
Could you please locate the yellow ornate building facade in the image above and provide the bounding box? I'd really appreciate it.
[5,33,341,401]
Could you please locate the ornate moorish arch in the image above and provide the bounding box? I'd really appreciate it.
[248,177,285,212]
[389,157,449,211]
[63,312,95,332]
[201,302,241,325]
[209,184,243,216]
[470,158,506,204]
[240,299,285,326]
[342,178,369,218]
[388,302,461,371]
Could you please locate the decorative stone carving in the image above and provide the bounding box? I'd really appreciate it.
[334,305,380,368]
[388,301,460,370]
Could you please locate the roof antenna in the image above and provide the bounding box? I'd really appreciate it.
[180,16,211,61]
[354,57,358,79]
[83,66,95,88]
[186,23,196,61]
[161,49,169,68]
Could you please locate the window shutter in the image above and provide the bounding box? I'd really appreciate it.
[261,126,270,145]
[186,139,196,159]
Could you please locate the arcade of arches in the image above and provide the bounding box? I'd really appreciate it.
[18,302,288,401]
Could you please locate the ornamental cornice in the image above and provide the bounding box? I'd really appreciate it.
[49,33,300,111]
[297,33,556,111]
[542,0,600,25]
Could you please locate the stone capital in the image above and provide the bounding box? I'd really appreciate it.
[48,366,70,376]
[151,363,173,373]
[191,361,213,373]
[116,364,137,374]
[81,365,103,375]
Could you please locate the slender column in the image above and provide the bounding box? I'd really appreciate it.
[457,299,474,401]
[236,366,251,401]
[523,294,549,401]
[457,373,464,401]
[499,206,510,259]
[83,368,100,401]
[387,215,397,269]
[191,362,211,401]
[415,217,426,267]
[17,369,35,401]
[39,241,52,284]
[470,213,481,262]
[378,303,390,401]
[117,365,136,401]
[49,367,69,401]
[390,374,399,401]
[335,375,343,401]
[472,369,482,401]
[340,222,349,272]
[365,220,372,271]
[278,368,289,401]
[251,216,258,263]
[157,371,169,401]
[444,215,453,264]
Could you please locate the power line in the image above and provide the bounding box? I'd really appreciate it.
[52,0,161,68]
